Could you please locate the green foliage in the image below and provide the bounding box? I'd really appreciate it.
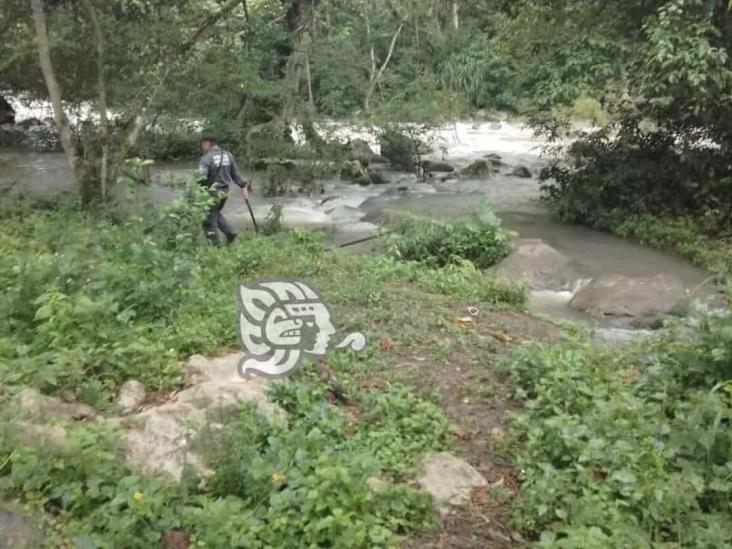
[501,317,732,548]
[386,208,510,269]
[378,128,416,170]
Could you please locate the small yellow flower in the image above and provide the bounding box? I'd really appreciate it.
[133,490,144,502]
[270,472,285,484]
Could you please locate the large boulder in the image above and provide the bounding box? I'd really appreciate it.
[340,159,368,181]
[570,274,686,318]
[116,379,147,415]
[417,452,487,509]
[0,96,14,125]
[461,159,497,177]
[510,166,533,178]
[422,160,455,173]
[120,353,284,480]
[16,388,97,421]
[346,138,377,166]
[379,130,414,170]
[492,239,586,291]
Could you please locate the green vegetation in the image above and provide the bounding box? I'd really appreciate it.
[501,315,732,548]
[386,205,511,270]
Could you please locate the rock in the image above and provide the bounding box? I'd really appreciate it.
[369,154,390,165]
[340,159,367,181]
[379,131,415,170]
[489,122,502,130]
[116,380,146,414]
[0,504,44,549]
[347,139,377,166]
[482,153,503,166]
[17,118,43,130]
[367,168,389,184]
[422,160,455,173]
[122,353,284,480]
[461,159,496,177]
[510,166,533,178]
[0,97,14,125]
[17,388,97,421]
[570,274,686,318]
[417,452,487,508]
[16,421,68,446]
[354,175,372,186]
[492,239,587,291]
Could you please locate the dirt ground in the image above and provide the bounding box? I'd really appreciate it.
[398,309,561,549]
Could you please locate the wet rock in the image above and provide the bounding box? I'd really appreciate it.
[489,122,502,130]
[0,503,44,549]
[570,274,686,318]
[422,160,455,173]
[461,159,496,177]
[417,452,487,508]
[340,159,367,181]
[367,168,389,184]
[369,154,390,165]
[347,138,377,166]
[17,388,97,421]
[482,153,503,166]
[122,353,284,480]
[510,166,532,178]
[116,380,146,414]
[492,239,586,291]
[0,97,14,125]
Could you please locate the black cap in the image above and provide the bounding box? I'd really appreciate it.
[199,131,218,144]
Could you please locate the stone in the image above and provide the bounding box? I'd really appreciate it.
[422,160,455,173]
[116,380,147,414]
[16,421,68,446]
[347,138,377,166]
[340,159,367,181]
[461,159,496,177]
[367,168,389,184]
[492,239,587,291]
[483,153,503,166]
[0,97,14,125]
[510,165,533,178]
[416,452,487,507]
[121,353,284,480]
[0,503,43,549]
[17,388,97,421]
[570,274,686,318]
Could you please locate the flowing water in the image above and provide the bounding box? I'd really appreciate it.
[0,121,710,325]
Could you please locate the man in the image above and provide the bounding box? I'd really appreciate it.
[197,132,249,245]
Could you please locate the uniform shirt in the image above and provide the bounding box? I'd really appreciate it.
[198,146,247,190]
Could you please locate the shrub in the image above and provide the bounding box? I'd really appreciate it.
[386,207,510,269]
[501,315,732,548]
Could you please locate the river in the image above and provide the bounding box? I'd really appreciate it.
[0,120,710,326]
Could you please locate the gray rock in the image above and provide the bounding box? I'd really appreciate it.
[16,421,68,447]
[122,353,284,480]
[492,239,587,291]
[367,168,389,184]
[482,153,503,166]
[116,380,147,414]
[422,160,455,173]
[0,503,43,549]
[461,159,496,177]
[17,388,97,421]
[510,166,533,178]
[570,274,686,318]
[347,139,377,166]
[340,159,367,181]
[0,97,14,125]
[417,452,487,507]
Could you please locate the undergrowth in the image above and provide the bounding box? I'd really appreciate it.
[501,315,732,548]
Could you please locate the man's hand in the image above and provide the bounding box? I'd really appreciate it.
[240,185,249,199]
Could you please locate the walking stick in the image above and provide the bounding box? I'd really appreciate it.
[245,197,259,234]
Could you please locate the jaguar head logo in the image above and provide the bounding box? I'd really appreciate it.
[237,280,365,378]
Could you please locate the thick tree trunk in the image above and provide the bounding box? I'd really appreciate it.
[30,0,82,185]
[451,0,459,30]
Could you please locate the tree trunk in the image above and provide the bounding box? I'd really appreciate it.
[81,0,109,201]
[30,0,82,186]
[451,0,459,30]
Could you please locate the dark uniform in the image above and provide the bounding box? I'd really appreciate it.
[198,146,247,245]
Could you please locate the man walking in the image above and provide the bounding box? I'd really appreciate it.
[197,132,249,245]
